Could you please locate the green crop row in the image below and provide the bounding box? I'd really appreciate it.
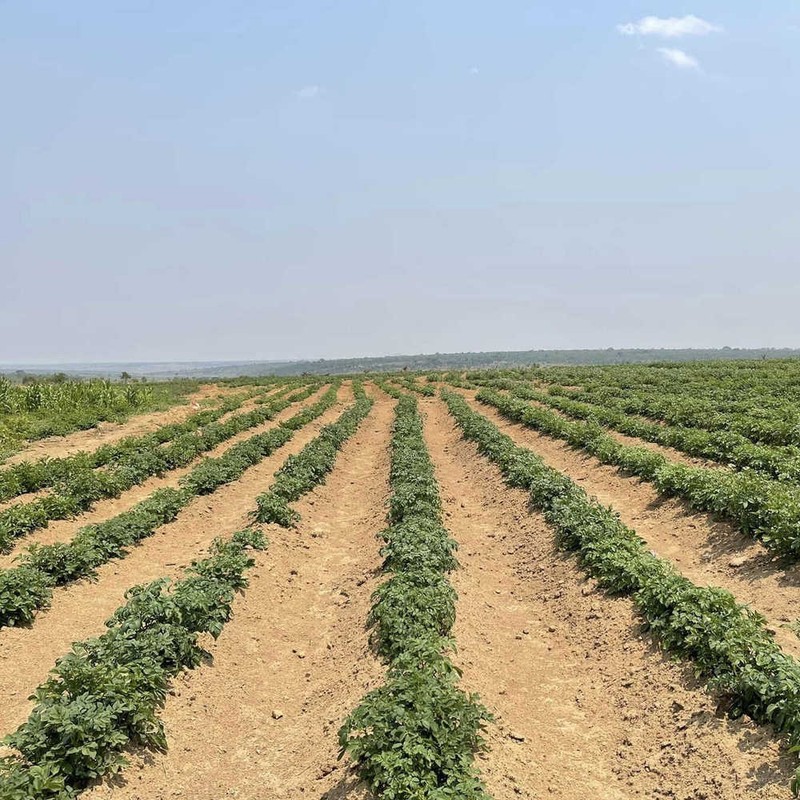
[0,385,321,551]
[474,377,800,483]
[374,379,405,399]
[442,389,800,795]
[475,388,800,559]
[254,383,374,527]
[392,376,436,396]
[525,362,800,447]
[338,394,492,799]
[0,528,266,800]
[557,383,800,449]
[0,385,339,628]
[0,388,273,502]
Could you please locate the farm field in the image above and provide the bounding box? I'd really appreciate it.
[3,362,800,799]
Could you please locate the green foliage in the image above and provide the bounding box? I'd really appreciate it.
[339,640,491,800]
[442,389,800,794]
[254,384,373,526]
[339,395,491,799]
[0,385,337,629]
[0,385,316,551]
[0,531,266,799]
[0,377,199,460]
[475,388,800,559]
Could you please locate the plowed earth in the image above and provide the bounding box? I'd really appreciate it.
[1,384,798,799]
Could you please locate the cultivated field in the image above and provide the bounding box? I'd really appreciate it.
[3,362,800,799]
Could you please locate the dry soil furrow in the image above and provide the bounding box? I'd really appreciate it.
[461,392,800,657]
[0,385,333,566]
[82,392,395,800]
[2,383,244,466]
[423,396,795,799]
[0,386,282,513]
[0,388,351,735]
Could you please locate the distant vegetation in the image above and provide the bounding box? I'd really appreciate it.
[5,348,799,381]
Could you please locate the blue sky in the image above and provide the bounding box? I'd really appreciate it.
[2,2,798,362]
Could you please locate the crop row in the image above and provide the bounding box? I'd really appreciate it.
[255,382,374,527]
[391,376,436,396]
[338,393,492,799]
[528,366,800,447]
[0,384,340,628]
[0,384,322,551]
[477,378,800,483]
[0,386,279,501]
[557,384,800,449]
[0,527,266,800]
[441,389,800,794]
[474,387,800,559]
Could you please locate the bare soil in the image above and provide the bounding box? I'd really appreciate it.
[461,392,800,658]
[420,396,794,800]
[3,383,799,800]
[82,388,394,799]
[0,386,350,734]
[0,386,329,566]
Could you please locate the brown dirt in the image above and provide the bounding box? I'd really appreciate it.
[0,387,281,514]
[0,386,330,566]
[460,391,800,658]
[420,396,795,799]
[0,386,351,735]
[2,384,246,467]
[82,389,395,800]
[3,381,800,800]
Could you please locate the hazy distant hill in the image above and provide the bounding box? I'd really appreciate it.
[3,348,799,380]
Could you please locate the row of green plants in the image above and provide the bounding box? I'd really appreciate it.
[557,383,800,449]
[474,388,800,559]
[254,383,374,527]
[338,394,493,799]
[0,527,267,800]
[0,385,340,628]
[392,376,436,397]
[476,377,800,483]
[374,380,406,400]
[441,389,800,795]
[518,362,800,447]
[0,388,275,502]
[0,385,320,551]
[0,378,200,461]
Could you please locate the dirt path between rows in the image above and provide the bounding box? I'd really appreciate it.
[460,391,800,659]
[0,387,352,736]
[421,396,796,799]
[83,391,395,800]
[1,383,248,466]
[0,386,329,565]
[0,386,283,514]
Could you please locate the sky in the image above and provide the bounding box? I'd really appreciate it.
[1,1,798,363]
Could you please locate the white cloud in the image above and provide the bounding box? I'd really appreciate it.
[296,85,321,99]
[658,47,700,69]
[617,15,722,38]
[469,66,480,75]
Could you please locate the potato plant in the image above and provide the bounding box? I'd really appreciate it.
[0,529,266,800]
[0,384,339,628]
[254,382,374,527]
[0,385,322,551]
[442,389,800,794]
[475,388,800,559]
[338,394,492,799]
